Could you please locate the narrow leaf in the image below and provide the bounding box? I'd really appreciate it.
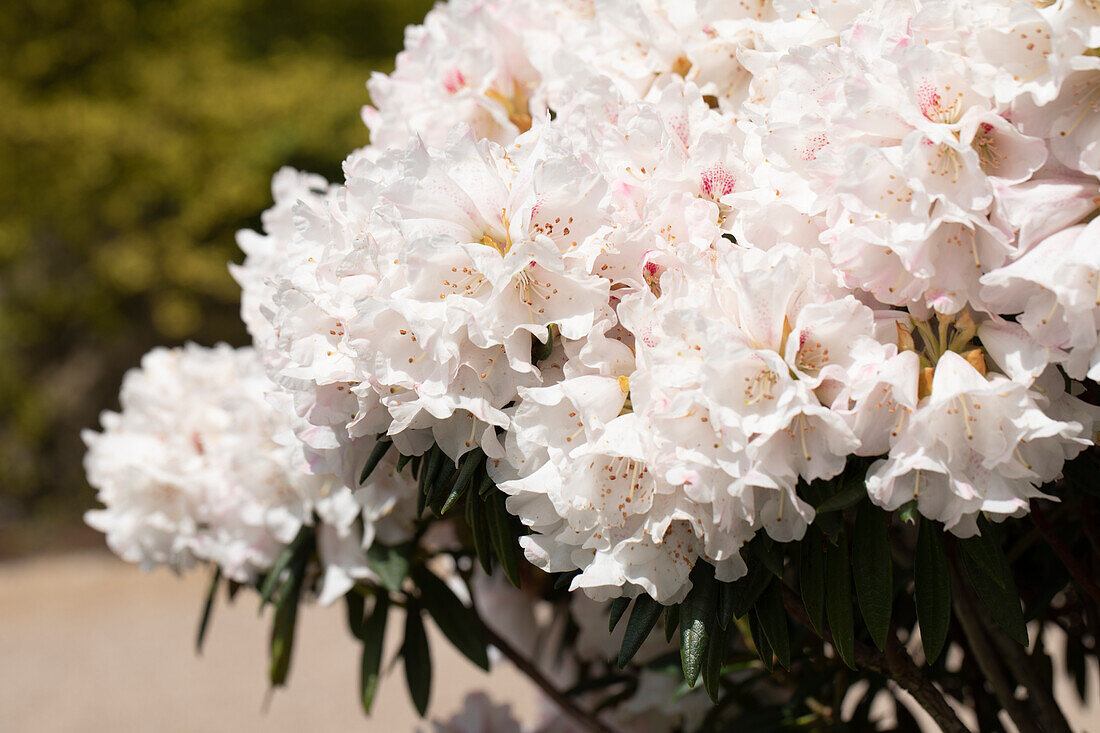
[477,472,495,496]
[487,491,521,587]
[853,503,892,650]
[959,515,1008,590]
[423,450,452,515]
[753,535,785,578]
[466,489,493,575]
[754,579,790,670]
[414,566,490,670]
[680,562,717,686]
[915,517,951,665]
[748,607,774,671]
[417,447,442,515]
[608,597,631,633]
[717,581,735,631]
[799,529,826,636]
[554,571,578,590]
[618,595,662,668]
[825,532,856,669]
[962,550,1028,647]
[403,602,432,717]
[702,620,728,703]
[345,590,365,640]
[816,478,867,514]
[732,557,773,619]
[360,595,389,714]
[395,453,413,474]
[196,566,220,654]
[269,562,304,686]
[359,438,392,484]
[441,449,484,514]
[366,543,410,594]
[259,526,310,611]
[664,604,679,644]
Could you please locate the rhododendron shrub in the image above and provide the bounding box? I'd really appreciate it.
[85,1,1100,730]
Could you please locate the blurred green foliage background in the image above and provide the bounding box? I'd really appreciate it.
[0,0,434,554]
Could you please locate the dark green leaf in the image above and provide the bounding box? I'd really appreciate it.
[359,438,392,484]
[395,453,413,474]
[360,595,389,714]
[366,543,410,594]
[477,473,496,496]
[487,491,521,588]
[915,517,951,665]
[554,571,578,590]
[618,595,663,668]
[196,566,220,654]
[424,452,453,515]
[345,590,365,640]
[680,562,717,686]
[441,449,484,514]
[269,559,305,686]
[825,531,856,669]
[417,446,443,515]
[748,607,774,671]
[702,620,727,703]
[608,597,631,633]
[664,604,679,644]
[416,478,427,516]
[717,581,735,630]
[732,557,773,618]
[754,579,790,670]
[959,515,1008,589]
[853,503,892,650]
[753,535,785,578]
[466,489,493,575]
[816,477,867,514]
[799,529,826,636]
[259,526,310,611]
[403,602,432,717]
[815,510,846,541]
[962,550,1028,647]
[414,566,490,671]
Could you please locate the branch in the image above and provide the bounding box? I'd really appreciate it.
[947,557,1043,733]
[779,585,969,733]
[949,554,1072,733]
[1030,499,1100,607]
[476,615,617,733]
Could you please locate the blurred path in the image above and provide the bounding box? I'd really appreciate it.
[0,553,540,732]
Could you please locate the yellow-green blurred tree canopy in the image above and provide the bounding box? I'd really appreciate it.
[0,0,433,552]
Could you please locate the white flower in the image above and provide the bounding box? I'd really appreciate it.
[867,351,1090,536]
[84,344,317,581]
[982,218,1100,382]
[84,344,417,590]
[364,0,542,149]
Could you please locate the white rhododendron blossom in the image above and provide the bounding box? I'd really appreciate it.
[84,344,416,597]
[91,0,1100,617]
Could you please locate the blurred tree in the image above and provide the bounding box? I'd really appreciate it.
[0,0,433,553]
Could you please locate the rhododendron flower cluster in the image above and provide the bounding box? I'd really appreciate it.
[84,343,417,602]
[88,0,1100,617]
